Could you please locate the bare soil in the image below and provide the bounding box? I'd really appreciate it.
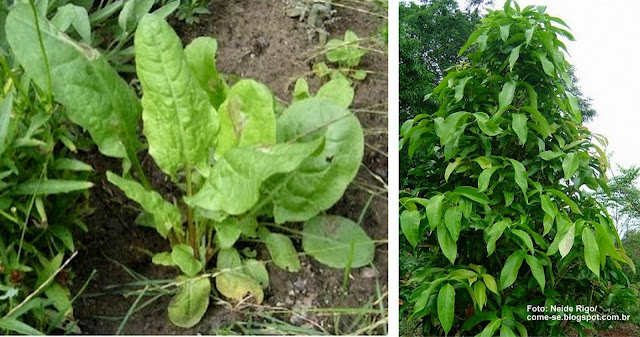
[71,0,388,334]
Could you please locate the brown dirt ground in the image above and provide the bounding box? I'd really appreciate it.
[70,0,388,334]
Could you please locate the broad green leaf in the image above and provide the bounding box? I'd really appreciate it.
[445,157,462,182]
[500,325,517,337]
[582,227,600,276]
[51,4,92,44]
[540,193,556,218]
[292,78,311,102]
[217,248,242,269]
[400,210,421,248]
[559,223,575,258]
[525,28,534,43]
[474,112,503,136]
[6,4,141,161]
[243,259,269,288]
[0,318,44,335]
[543,213,554,236]
[302,215,375,268]
[171,244,202,277]
[458,28,486,56]
[135,14,218,178]
[184,37,227,109]
[316,76,354,108]
[107,172,182,238]
[454,76,472,102]
[566,91,582,123]
[511,229,534,254]
[508,159,528,198]
[437,223,457,264]
[216,271,264,304]
[537,52,555,76]
[562,152,579,181]
[437,283,455,335]
[214,218,242,249]
[271,98,364,223]
[453,186,490,204]
[168,276,211,328]
[487,220,509,255]
[508,44,521,71]
[265,233,301,272]
[215,79,276,157]
[435,111,468,145]
[499,81,516,109]
[511,113,528,144]
[499,24,511,41]
[479,319,502,337]
[478,167,498,192]
[499,250,525,290]
[474,281,487,309]
[524,255,545,292]
[152,252,174,266]
[546,189,582,214]
[474,156,493,169]
[482,274,499,295]
[12,179,93,195]
[539,150,563,161]
[426,194,445,231]
[444,207,462,242]
[187,138,323,217]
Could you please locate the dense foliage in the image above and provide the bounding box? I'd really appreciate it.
[400,2,636,336]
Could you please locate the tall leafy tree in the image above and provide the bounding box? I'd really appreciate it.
[399,2,635,335]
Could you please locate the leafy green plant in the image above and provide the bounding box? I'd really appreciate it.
[0,25,93,335]
[314,30,369,81]
[101,13,374,328]
[399,1,635,336]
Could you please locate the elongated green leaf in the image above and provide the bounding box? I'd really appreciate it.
[13,179,93,195]
[546,189,582,214]
[187,138,323,217]
[0,90,13,156]
[435,111,468,145]
[499,24,511,41]
[499,81,516,109]
[559,223,575,258]
[426,194,445,231]
[0,318,44,335]
[454,76,471,102]
[184,36,227,109]
[499,250,525,289]
[271,98,364,223]
[539,150,563,161]
[512,113,528,144]
[437,283,455,335]
[511,229,534,254]
[487,220,509,255]
[437,222,457,264]
[474,281,487,309]
[508,44,521,71]
[265,233,301,272]
[537,52,555,76]
[215,80,275,157]
[458,28,486,56]
[6,4,141,161]
[478,167,498,192]
[582,227,600,276]
[445,157,462,182]
[521,106,551,138]
[479,319,502,337]
[482,274,499,295]
[500,325,517,337]
[135,14,218,178]
[453,186,490,204]
[562,152,579,181]
[524,255,545,292]
[401,210,421,248]
[168,276,211,328]
[508,159,528,198]
[444,207,462,242]
[107,172,182,238]
[302,215,374,268]
[474,112,503,136]
[52,158,93,172]
[540,193,556,218]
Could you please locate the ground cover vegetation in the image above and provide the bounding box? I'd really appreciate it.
[1,0,387,334]
[399,1,638,336]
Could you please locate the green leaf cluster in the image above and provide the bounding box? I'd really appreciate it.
[400,2,635,336]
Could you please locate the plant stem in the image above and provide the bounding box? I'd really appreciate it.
[129,150,151,190]
[184,167,197,258]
